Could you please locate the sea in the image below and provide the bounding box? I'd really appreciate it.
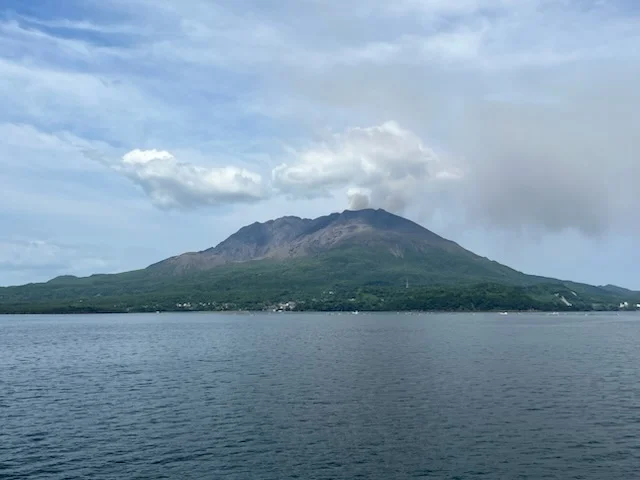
[2,312,639,479]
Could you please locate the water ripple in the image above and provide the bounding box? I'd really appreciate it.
[1,312,640,479]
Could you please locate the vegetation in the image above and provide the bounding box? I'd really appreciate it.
[1,247,638,314]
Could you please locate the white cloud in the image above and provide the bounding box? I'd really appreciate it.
[104,149,268,209]
[272,121,463,213]
[83,122,464,215]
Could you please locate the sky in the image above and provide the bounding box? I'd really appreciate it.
[1,0,639,288]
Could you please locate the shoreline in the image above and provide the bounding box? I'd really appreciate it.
[2,308,637,316]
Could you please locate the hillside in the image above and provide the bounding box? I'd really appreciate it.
[148,209,538,284]
[1,209,638,313]
[149,209,483,273]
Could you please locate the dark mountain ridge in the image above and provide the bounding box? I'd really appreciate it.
[150,208,479,275]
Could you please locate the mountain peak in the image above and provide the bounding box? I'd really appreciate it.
[150,208,454,274]
[335,208,430,234]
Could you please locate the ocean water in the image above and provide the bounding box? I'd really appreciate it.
[1,312,639,479]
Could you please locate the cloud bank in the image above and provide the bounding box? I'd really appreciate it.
[103,123,463,214]
[105,99,639,239]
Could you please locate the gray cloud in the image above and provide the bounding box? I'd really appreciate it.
[454,65,640,236]
[268,3,640,236]
[347,188,371,210]
[90,74,640,240]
